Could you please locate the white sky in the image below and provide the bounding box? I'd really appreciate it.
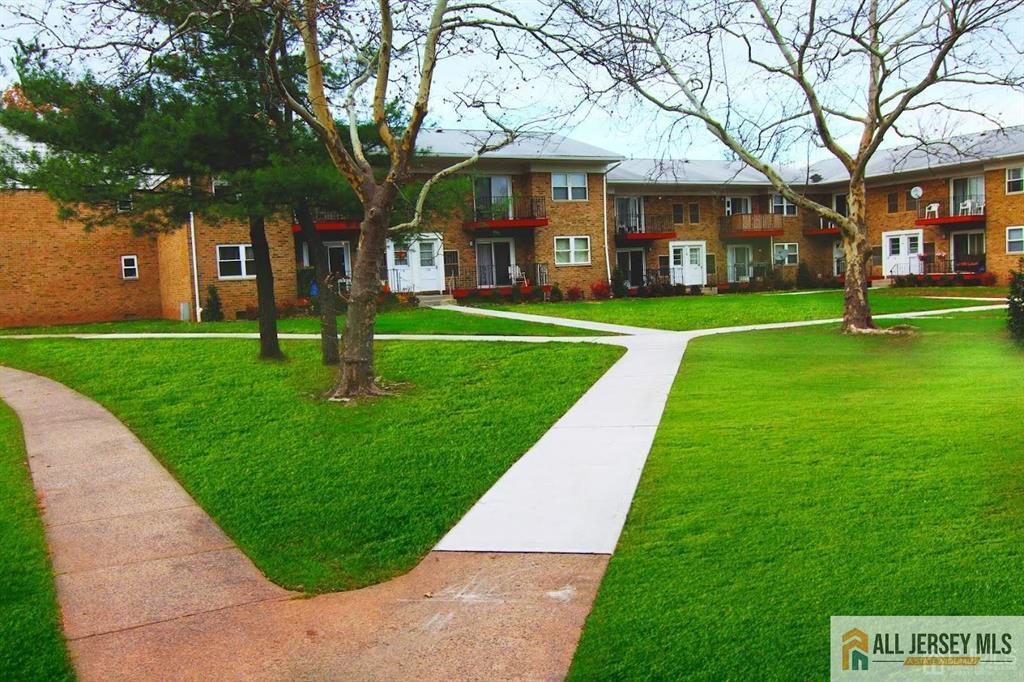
[2,2,1023,162]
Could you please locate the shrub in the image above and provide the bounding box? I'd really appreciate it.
[977,272,997,287]
[566,285,583,301]
[796,261,814,289]
[509,286,523,304]
[201,285,224,322]
[525,286,544,303]
[590,281,612,300]
[549,286,564,302]
[1009,258,1024,344]
[610,267,629,299]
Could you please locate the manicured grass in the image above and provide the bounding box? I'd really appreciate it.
[569,312,1024,680]
[0,339,621,593]
[0,403,74,681]
[874,286,1008,298]
[485,291,994,330]
[0,307,602,337]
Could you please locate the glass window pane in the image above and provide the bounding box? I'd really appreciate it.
[570,173,586,187]
[220,260,242,277]
[553,187,568,200]
[555,250,570,264]
[419,242,435,266]
[570,186,587,200]
[218,245,240,261]
[889,237,901,255]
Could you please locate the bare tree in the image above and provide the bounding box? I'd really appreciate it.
[261,0,542,396]
[513,0,1024,331]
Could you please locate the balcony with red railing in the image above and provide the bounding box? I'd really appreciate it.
[719,213,788,238]
[615,214,677,243]
[290,207,360,233]
[914,194,986,226]
[804,215,842,236]
[463,195,548,230]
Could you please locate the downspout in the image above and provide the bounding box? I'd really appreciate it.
[186,177,202,322]
[602,162,621,283]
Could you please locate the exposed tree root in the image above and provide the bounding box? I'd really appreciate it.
[842,323,918,336]
[326,379,410,403]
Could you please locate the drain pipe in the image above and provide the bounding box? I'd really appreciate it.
[602,162,621,283]
[187,177,202,322]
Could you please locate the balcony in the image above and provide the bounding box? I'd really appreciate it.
[615,215,677,243]
[719,213,787,238]
[446,262,551,292]
[290,207,360,233]
[914,195,986,226]
[804,216,842,236]
[463,195,548,230]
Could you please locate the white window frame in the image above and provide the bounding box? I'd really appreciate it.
[120,254,139,280]
[551,172,588,202]
[1008,227,1024,255]
[769,194,797,216]
[725,196,751,215]
[116,198,133,213]
[216,243,256,280]
[1007,167,1024,195]
[554,235,591,265]
[773,242,799,266]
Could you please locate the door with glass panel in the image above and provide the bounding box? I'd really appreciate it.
[474,176,512,221]
[616,196,644,233]
[951,231,985,272]
[883,231,922,276]
[616,249,645,286]
[726,244,753,282]
[950,176,985,216]
[476,240,514,287]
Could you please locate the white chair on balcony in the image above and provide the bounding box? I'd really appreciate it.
[509,265,526,286]
[924,203,940,219]
[958,199,975,216]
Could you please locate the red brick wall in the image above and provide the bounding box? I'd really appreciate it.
[157,227,195,320]
[0,190,165,327]
[984,167,1024,282]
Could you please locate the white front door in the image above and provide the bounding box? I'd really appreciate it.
[670,241,706,285]
[882,230,923,276]
[386,233,444,292]
[727,244,753,283]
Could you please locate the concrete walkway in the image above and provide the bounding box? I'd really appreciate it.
[0,301,1005,679]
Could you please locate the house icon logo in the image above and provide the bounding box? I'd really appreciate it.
[842,628,869,671]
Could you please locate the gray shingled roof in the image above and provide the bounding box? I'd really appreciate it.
[416,128,623,162]
[608,158,787,186]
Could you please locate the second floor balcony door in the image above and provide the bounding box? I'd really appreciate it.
[951,176,985,215]
[616,197,644,233]
[474,176,512,221]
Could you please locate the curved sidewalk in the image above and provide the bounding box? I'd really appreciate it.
[0,302,1002,680]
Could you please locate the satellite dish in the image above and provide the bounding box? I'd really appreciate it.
[910,186,924,199]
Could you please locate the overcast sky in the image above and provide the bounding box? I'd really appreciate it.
[2,2,1023,162]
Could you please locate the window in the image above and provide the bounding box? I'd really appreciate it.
[443,250,459,277]
[770,195,797,216]
[908,235,920,253]
[888,236,901,256]
[904,189,918,212]
[725,196,751,215]
[672,203,685,223]
[393,247,409,266]
[658,254,670,275]
[217,244,256,278]
[121,255,138,279]
[418,241,435,267]
[116,198,133,213]
[554,236,591,265]
[773,242,799,266]
[1008,227,1024,254]
[1007,167,1024,194]
[705,253,717,275]
[688,202,700,224]
[551,172,588,201]
[833,194,849,217]
[887,192,899,213]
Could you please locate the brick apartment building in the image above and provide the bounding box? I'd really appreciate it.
[1,126,1022,328]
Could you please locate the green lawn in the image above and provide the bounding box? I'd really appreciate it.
[569,311,1024,680]
[873,286,1008,298]
[0,307,601,337]
[484,291,999,331]
[0,339,621,593]
[0,403,74,681]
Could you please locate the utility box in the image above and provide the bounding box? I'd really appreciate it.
[179,302,191,321]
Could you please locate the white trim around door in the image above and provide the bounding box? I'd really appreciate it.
[669,240,708,286]
[726,243,753,283]
[881,229,924,277]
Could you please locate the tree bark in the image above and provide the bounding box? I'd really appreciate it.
[841,180,877,333]
[330,201,391,397]
[294,199,340,365]
[248,214,284,359]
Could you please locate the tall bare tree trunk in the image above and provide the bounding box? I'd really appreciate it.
[249,214,284,359]
[330,201,391,397]
[841,181,876,332]
[294,199,340,365]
